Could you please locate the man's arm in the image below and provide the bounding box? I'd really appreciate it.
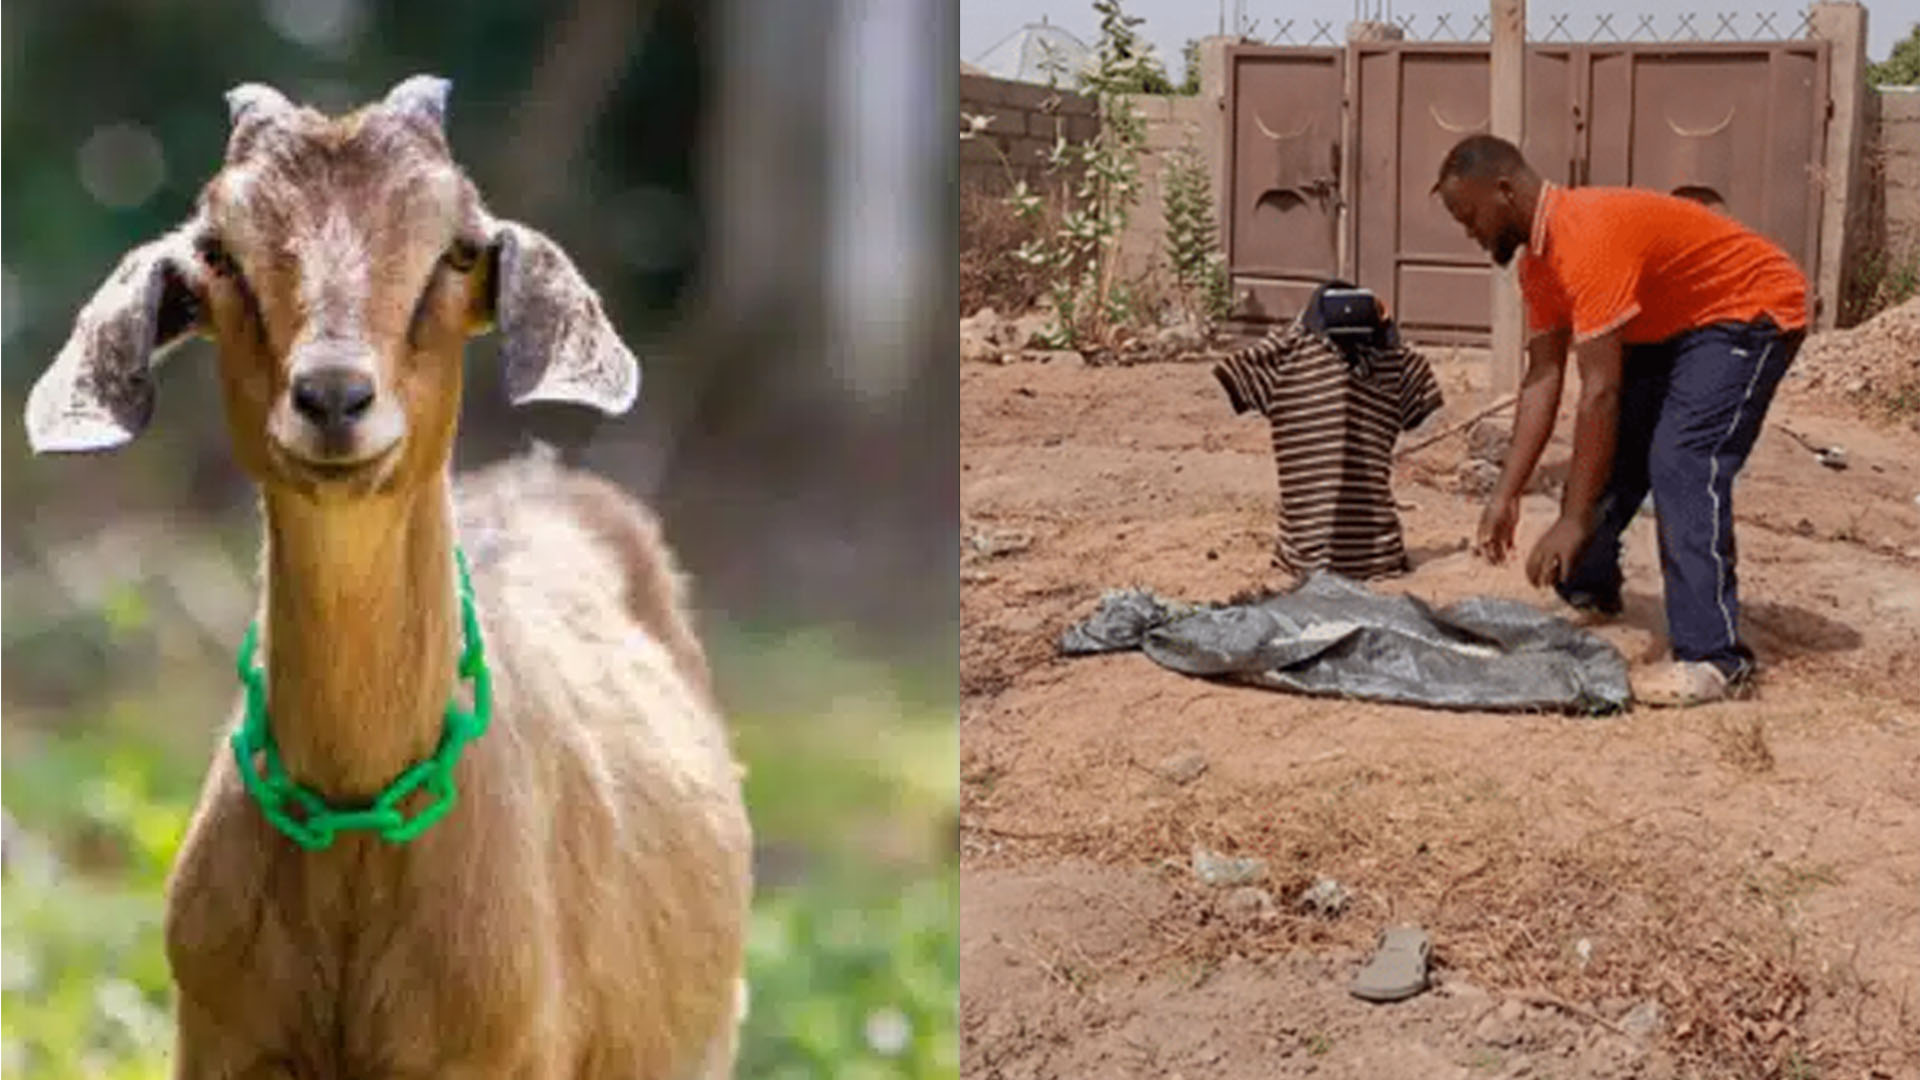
[1559,330,1624,530]
[1524,329,1624,585]
[1497,328,1570,504]
[1477,327,1568,562]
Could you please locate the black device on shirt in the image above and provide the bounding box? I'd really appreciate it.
[1298,279,1398,370]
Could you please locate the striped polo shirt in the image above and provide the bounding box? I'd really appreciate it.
[1213,322,1443,579]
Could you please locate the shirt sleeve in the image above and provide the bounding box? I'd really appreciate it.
[1553,218,1642,342]
[1520,254,1570,339]
[1395,346,1445,432]
[1211,327,1291,415]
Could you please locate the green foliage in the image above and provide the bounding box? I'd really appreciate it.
[3,615,958,1079]
[3,752,185,1079]
[740,869,957,1079]
[1867,23,1920,85]
[1839,243,1919,326]
[1007,0,1159,348]
[1162,145,1232,326]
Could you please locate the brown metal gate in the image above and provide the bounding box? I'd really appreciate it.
[1225,39,1830,344]
[1222,47,1346,322]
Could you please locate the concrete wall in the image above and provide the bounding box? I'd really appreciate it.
[1840,86,1920,323]
[1873,88,1920,261]
[1116,92,1214,280]
[956,71,1221,300]
[958,72,1097,194]
[1812,1,1871,329]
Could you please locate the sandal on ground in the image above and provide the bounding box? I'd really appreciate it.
[1350,926,1431,1003]
[1634,660,1753,707]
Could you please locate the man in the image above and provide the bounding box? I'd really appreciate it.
[1432,135,1808,707]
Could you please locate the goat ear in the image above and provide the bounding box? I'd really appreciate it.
[24,226,207,454]
[477,220,640,415]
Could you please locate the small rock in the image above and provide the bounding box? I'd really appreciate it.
[959,306,999,336]
[1475,999,1527,1048]
[1455,460,1503,496]
[1468,419,1512,464]
[1434,976,1489,1002]
[1192,846,1267,886]
[1621,999,1662,1041]
[960,336,1000,363]
[1155,750,1209,785]
[960,308,1007,362]
[1032,349,1085,365]
[1794,518,1818,537]
[1152,321,1207,355]
[1817,446,1848,470]
[1223,886,1277,924]
[966,529,1032,559]
[1575,937,1593,969]
[1011,311,1051,348]
[1296,876,1350,916]
[1205,549,1219,561]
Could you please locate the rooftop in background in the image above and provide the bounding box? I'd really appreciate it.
[970,16,1092,85]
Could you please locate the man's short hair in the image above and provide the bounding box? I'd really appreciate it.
[1432,134,1532,193]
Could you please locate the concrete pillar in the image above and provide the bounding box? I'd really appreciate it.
[1490,0,1526,401]
[1197,35,1235,261]
[1811,1,1870,330]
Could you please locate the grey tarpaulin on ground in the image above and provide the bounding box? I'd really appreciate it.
[1058,572,1632,714]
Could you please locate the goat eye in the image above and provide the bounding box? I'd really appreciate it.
[196,236,238,278]
[443,239,481,273]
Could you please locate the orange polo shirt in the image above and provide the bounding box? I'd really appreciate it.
[1518,182,1808,345]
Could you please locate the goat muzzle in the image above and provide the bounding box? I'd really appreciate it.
[270,351,406,481]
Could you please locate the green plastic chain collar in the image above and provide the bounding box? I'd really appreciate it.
[230,546,492,851]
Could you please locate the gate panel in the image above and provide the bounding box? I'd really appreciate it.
[1584,44,1824,272]
[1224,46,1345,321]
[1355,45,1578,341]
[1219,38,1829,345]
[1388,49,1494,336]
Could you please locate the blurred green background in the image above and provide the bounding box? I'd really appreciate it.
[1,1,959,1077]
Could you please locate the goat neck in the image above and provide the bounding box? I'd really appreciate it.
[258,477,462,801]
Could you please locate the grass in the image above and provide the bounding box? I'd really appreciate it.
[2,571,958,1078]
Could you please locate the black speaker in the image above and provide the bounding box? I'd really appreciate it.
[1298,278,1398,355]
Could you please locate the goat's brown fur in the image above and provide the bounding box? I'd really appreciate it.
[26,77,751,1078]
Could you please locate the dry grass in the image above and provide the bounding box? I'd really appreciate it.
[1714,715,1777,774]
[960,184,1049,319]
[974,761,1920,1078]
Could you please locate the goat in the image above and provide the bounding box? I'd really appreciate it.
[23,76,753,1078]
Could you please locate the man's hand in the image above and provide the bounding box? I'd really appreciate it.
[1477,328,1568,562]
[1476,495,1520,564]
[1526,514,1590,586]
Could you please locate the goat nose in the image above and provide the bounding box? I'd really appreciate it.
[290,368,376,431]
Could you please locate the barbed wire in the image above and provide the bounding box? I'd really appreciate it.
[1236,8,1818,45]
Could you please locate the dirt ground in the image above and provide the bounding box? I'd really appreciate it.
[959,329,1920,1078]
